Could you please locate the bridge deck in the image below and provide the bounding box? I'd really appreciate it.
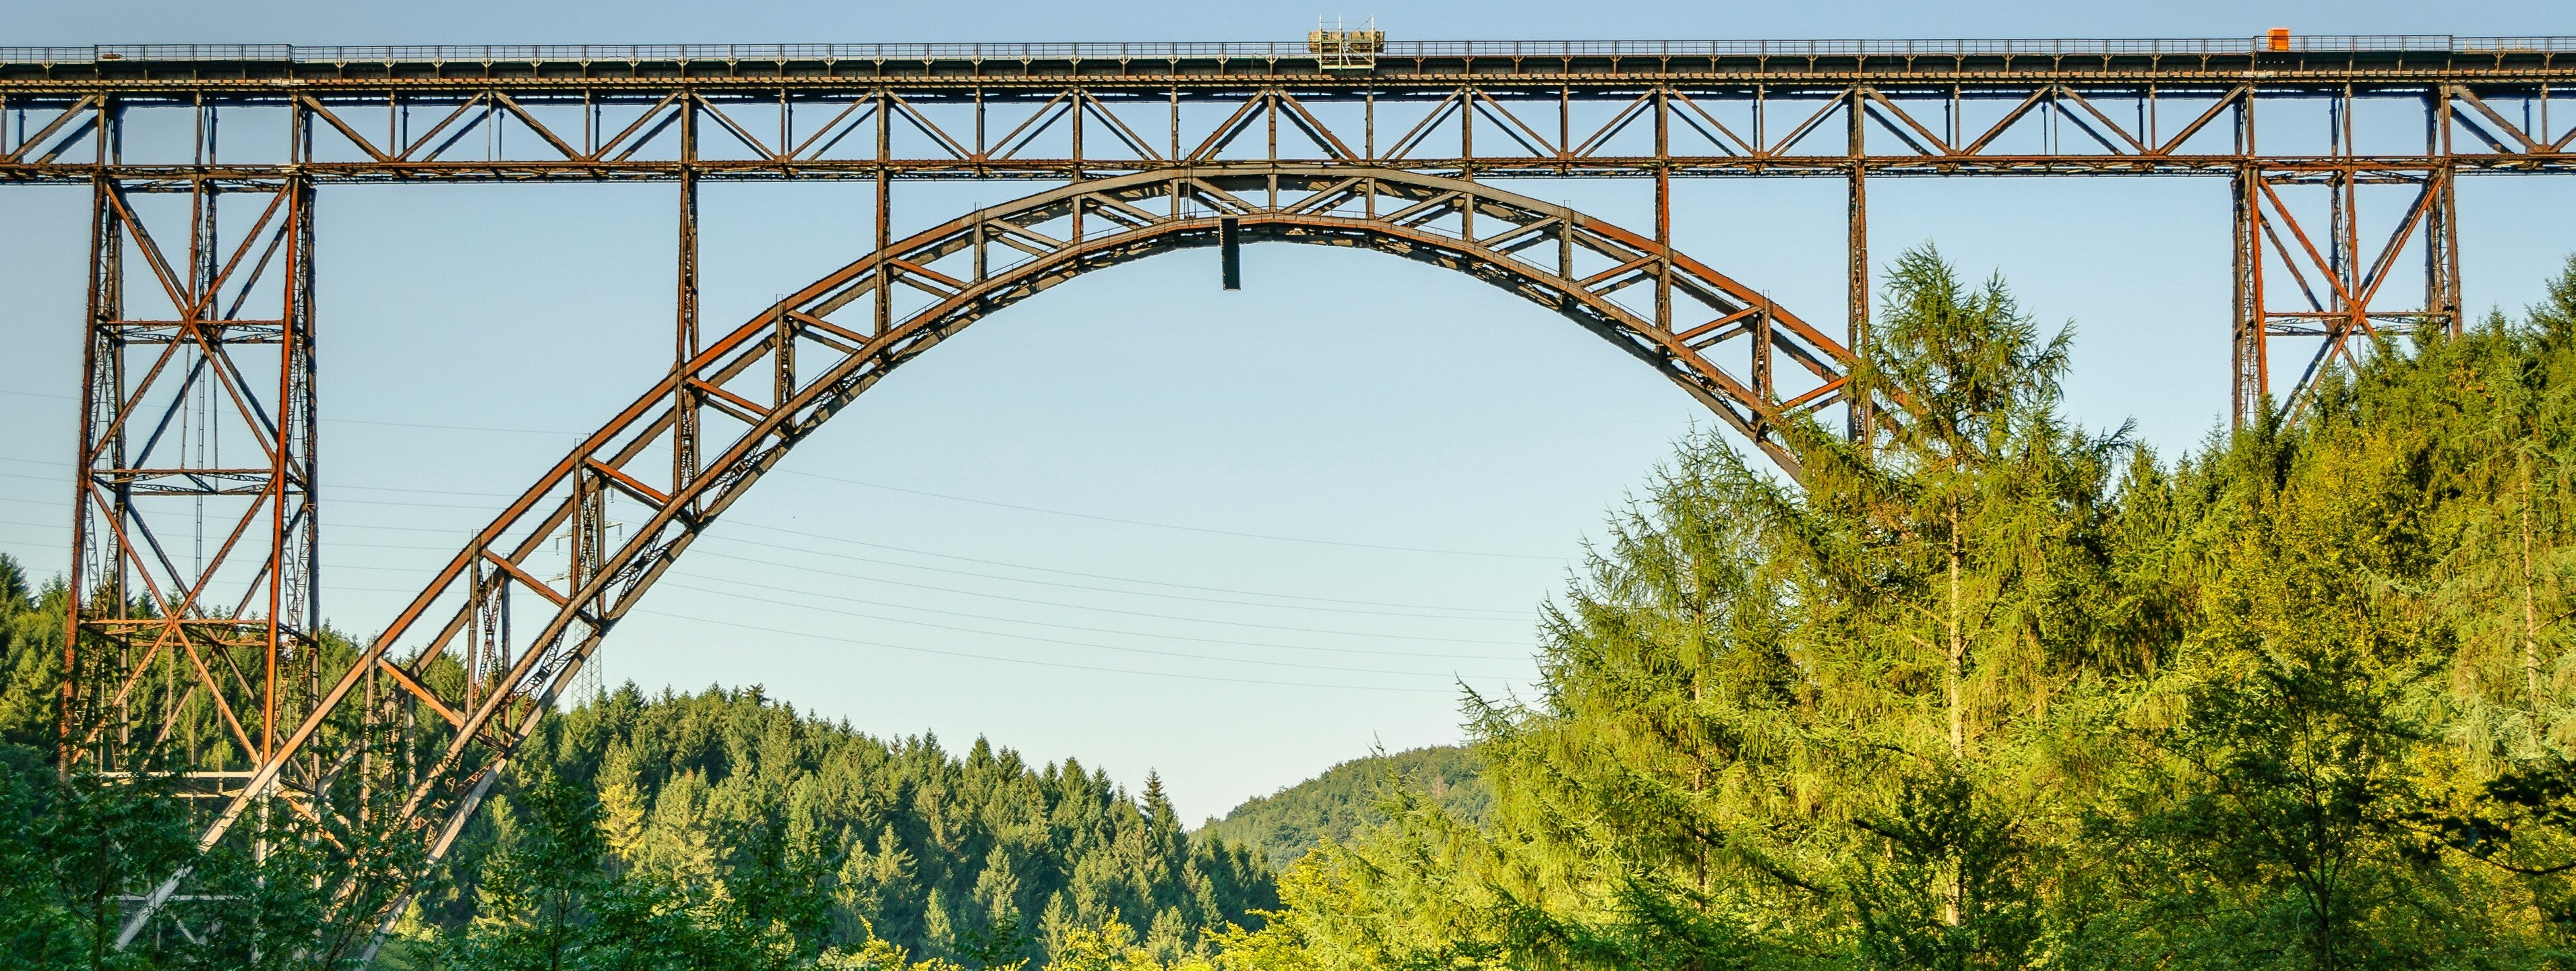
[3,36,2573,86]
[4,38,2574,185]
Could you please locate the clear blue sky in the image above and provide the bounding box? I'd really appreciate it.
[3,0,2571,823]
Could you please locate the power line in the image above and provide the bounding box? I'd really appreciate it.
[634,608,1476,695]
[175,468,1533,613]
[652,577,1502,678]
[683,547,1527,645]
[663,569,1525,661]
[0,515,1533,656]
[0,493,1533,627]
[702,530,1521,621]
[284,472,1539,614]
[0,534,1527,685]
[718,520,1527,615]
[772,468,1563,560]
[0,400,1535,693]
[195,574,1500,695]
[0,464,1540,620]
[0,406,1568,561]
[0,538,1525,690]
[0,388,576,437]
[0,510,469,537]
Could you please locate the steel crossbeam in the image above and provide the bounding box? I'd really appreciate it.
[12,36,2574,962]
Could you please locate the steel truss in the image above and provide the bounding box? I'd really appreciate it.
[9,42,2573,415]
[55,101,355,956]
[63,158,323,794]
[6,37,2573,962]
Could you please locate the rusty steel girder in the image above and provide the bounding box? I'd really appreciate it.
[5,41,2575,189]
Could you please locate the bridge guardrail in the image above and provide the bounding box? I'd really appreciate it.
[3,36,2575,66]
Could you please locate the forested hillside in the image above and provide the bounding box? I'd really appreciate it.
[0,553,57,751]
[0,576,1275,968]
[1193,746,1487,869]
[408,684,1276,966]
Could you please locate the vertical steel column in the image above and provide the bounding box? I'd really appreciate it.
[874,89,892,336]
[277,170,319,769]
[1654,88,1672,334]
[2231,166,2265,426]
[674,96,700,502]
[1753,300,1775,407]
[773,293,796,409]
[2230,94,2265,427]
[2325,92,2362,393]
[62,100,123,768]
[2426,170,2461,333]
[1072,90,1088,241]
[2329,174,2354,335]
[103,165,322,951]
[2426,88,2462,334]
[1847,89,1871,443]
[276,94,322,877]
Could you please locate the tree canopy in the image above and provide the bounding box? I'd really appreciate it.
[1223,249,2576,971]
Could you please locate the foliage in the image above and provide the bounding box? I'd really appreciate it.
[0,744,356,969]
[1225,249,2576,970]
[0,562,64,751]
[1192,746,1488,869]
[405,683,1275,969]
[0,566,1261,970]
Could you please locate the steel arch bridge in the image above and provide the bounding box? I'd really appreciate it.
[8,34,2575,961]
[197,165,1849,947]
[67,161,1857,958]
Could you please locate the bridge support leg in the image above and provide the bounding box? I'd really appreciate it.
[673,104,702,518]
[1655,90,1673,336]
[78,104,323,947]
[2230,88,2462,425]
[875,91,892,335]
[2426,88,2463,334]
[63,169,123,772]
[2232,166,2266,427]
[1846,169,1870,443]
[1846,92,1872,445]
[2230,163,2461,422]
[2426,164,2462,334]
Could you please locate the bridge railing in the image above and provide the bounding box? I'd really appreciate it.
[4,36,2575,66]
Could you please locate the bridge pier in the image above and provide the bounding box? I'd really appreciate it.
[2228,85,2466,424]
[61,99,328,947]
[673,99,702,523]
[1848,92,1872,444]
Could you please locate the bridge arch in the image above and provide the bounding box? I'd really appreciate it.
[187,164,1858,940]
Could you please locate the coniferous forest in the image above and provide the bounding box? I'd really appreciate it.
[7,249,2576,968]
[1191,747,1489,870]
